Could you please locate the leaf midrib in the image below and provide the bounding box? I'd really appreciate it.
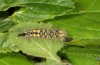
[31,39,60,63]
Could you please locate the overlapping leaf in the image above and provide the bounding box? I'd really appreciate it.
[0,20,16,32]
[0,0,100,65]
[1,0,75,22]
[8,22,68,65]
[49,0,100,46]
[0,33,19,53]
[61,46,100,65]
[0,11,16,33]
[0,52,34,65]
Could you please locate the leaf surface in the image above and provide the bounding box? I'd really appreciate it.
[0,33,19,53]
[8,22,68,65]
[49,0,100,46]
[0,52,34,65]
[61,46,100,65]
[0,0,75,22]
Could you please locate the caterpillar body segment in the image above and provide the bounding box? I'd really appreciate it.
[18,29,66,40]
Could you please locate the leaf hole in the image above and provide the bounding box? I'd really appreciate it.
[0,6,21,18]
[31,57,46,63]
[7,6,21,16]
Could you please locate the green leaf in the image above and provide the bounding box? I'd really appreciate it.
[0,11,16,33]
[8,22,69,65]
[74,0,100,21]
[0,33,12,53]
[61,46,100,65]
[0,33,19,53]
[0,20,16,32]
[0,0,75,11]
[49,0,100,46]
[0,0,75,22]
[0,52,34,65]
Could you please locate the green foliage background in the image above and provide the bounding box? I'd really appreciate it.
[0,0,100,65]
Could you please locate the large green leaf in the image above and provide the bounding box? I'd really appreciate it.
[8,22,69,65]
[0,0,74,10]
[0,52,34,65]
[49,0,100,46]
[2,0,75,22]
[61,46,100,65]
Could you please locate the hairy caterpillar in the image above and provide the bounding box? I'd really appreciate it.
[18,29,66,39]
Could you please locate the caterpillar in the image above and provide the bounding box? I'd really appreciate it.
[18,29,66,39]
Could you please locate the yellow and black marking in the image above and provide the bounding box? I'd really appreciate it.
[18,29,66,39]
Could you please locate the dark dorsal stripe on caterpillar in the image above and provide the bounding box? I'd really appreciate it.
[18,29,66,39]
